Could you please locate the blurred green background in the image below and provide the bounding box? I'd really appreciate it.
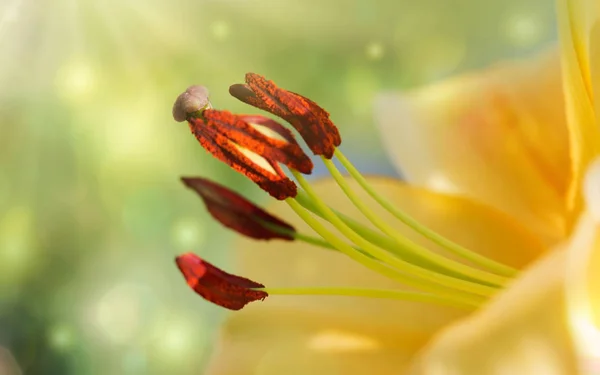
[0,0,556,374]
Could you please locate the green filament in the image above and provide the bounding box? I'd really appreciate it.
[285,198,484,307]
[291,171,496,298]
[334,149,518,277]
[257,287,476,309]
[322,156,509,287]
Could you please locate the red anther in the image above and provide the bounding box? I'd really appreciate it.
[187,109,314,199]
[181,177,295,240]
[176,253,268,311]
[229,73,341,158]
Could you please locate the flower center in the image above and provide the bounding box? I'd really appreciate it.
[173,73,519,311]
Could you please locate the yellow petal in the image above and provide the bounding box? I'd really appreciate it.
[204,306,428,375]
[204,177,546,374]
[567,158,600,367]
[565,214,600,372]
[375,51,571,245]
[409,246,579,375]
[409,156,600,374]
[557,0,600,223]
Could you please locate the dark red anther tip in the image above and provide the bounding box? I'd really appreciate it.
[176,253,268,311]
[181,177,295,240]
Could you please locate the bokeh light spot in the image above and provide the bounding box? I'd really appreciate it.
[55,60,97,101]
[426,171,459,193]
[308,329,380,353]
[48,323,76,351]
[504,13,543,47]
[150,314,208,363]
[413,34,466,81]
[162,323,192,353]
[101,98,161,161]
[344,66,379,117]
[0,206,35,284]
[89,283,148,345]
[171,217,206,250]
[211,20,231,41]
[365,41,385,61]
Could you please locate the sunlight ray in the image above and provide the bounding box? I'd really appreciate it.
[64,0,86,57]
[32,0,69,88]
[0,0,22,42]
[88,0,151,84]
[120,1,193,54]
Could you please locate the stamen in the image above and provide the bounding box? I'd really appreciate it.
[334,149,519,277]
[181,176,360,253]
[291,171,497,297]
[285,198,485,307]
[229,73,341,158]
[255,287,476,309]
[181,177,295,240]
[171,76,520,313]
[228,74,516,279]
[175,253,268,310]
[321,156,509,287]
[293,190,500,283]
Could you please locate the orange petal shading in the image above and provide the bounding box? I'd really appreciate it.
[229,73,341,158]
[181,177,295,241]
[175,253,268,311]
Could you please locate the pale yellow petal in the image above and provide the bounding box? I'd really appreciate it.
[375,51,570,245]
[204,306,426,375]
[408,157,600,374]
[557,0,600,221]
[410,246,579,375]
[204,177,546,374]
[567,158,600,368]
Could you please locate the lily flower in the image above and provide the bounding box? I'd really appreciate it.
[171,0,600,372]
